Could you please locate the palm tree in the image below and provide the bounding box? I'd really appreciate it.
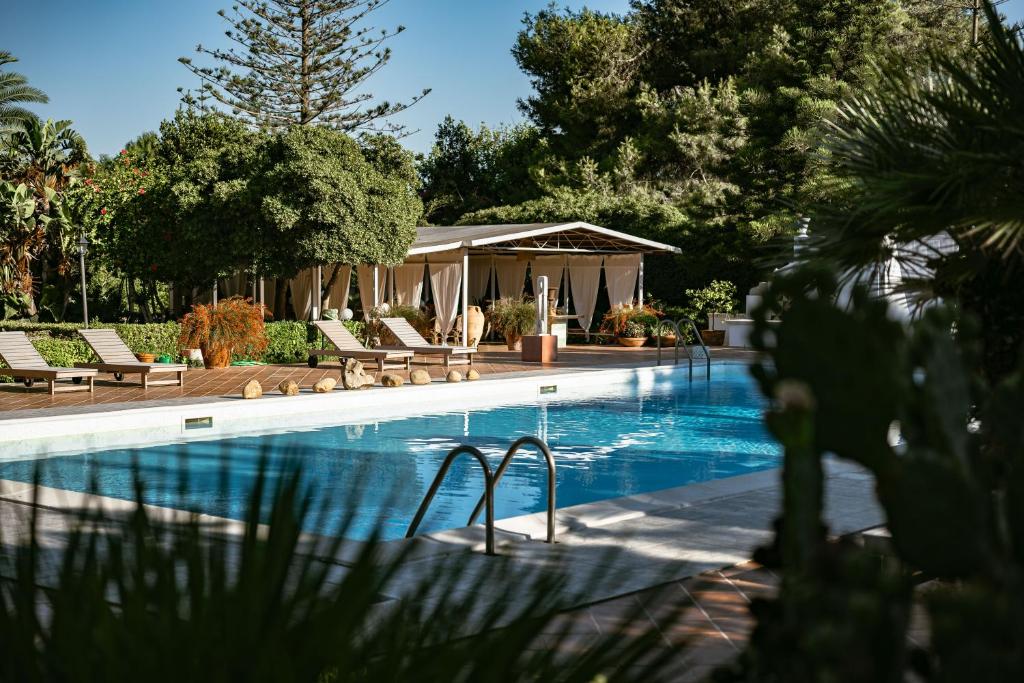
[0,51,47,133]
[806,0,1024,382]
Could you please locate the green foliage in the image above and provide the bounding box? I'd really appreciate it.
[258,128,420,275]
[683,280,737,328]
[109,111,267,289]
[263,321,312,363]
[178,0,429,134]
[487,297,537,339]
[0,51,48,132]
[419,116,544,225]
[28,336,92,369]
[805,1,1024,382]
[0,460,680,681]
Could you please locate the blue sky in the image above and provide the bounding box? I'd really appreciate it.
[3,0,1023,157]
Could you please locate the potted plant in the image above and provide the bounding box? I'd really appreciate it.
[488,297,537,351]
[616,319,649,347]
[684,280,737,346]
[179,297,268,369]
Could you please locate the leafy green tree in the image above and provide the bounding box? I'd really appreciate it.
[419,116,544,225]
[179,0,429,134]
[107,112,267,291]
[257,126,421,292]
[0,51,47,133]
[513,7,641,161]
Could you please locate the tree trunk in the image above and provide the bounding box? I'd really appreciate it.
[323,263,345,311]
[274,278,287,320]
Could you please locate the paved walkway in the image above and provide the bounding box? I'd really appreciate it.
[0,344,750,415]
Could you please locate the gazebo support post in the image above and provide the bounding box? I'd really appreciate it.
[372,266,380,312]
[212,280,218,306]
[461,248,469,347]
[638,253,645,306]
[312,265,321,320]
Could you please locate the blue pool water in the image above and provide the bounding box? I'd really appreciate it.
[0,365,779,539]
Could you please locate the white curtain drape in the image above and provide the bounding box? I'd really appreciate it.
[493,256,528,299]
[288,268,315,321]
[468,255,492,303]
[568,255,603,331]
[261,278,277,317]
[429,262,463,342]
[393,263,426,308]
[321,264,351,313]
[531,256,565,303]
[357,265,387,318]
[604,254,641,308]
[218,272,248,299]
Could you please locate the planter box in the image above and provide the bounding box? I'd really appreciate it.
[700,330,725,346]
[521,334,558,363]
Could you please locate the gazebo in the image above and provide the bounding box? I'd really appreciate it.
[266,222,681,342]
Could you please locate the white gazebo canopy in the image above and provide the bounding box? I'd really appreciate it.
[290,222,680,345]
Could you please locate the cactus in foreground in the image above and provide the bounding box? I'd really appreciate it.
[717,267,1024,682]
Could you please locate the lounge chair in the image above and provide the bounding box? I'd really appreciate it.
[309,320,414,372]
[0,331,97,395]
[379,317,476,368]
[75,328,187,389]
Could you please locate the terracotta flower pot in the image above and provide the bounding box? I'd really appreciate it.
[656,334,677,348]
[135,353,156,363]
[505,333,522,351]
[201,345,231,369]
[617,336,648,348]
[466,305,485,347]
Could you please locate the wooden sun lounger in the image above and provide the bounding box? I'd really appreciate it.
[75,328,186,389]
[379,318,476,368]
[309,320,414,372]
[0,331,97,395]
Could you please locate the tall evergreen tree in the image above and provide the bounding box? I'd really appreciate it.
[179,0,429,134]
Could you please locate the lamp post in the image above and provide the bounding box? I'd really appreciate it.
[78,234,90,328]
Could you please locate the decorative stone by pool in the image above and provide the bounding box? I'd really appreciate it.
[445,370,463,383]
[409,369,431,385]
[341,358,375,390]
[312,377,337,393]
[466,368,480,381]
[242,380,262,399]
[381,373,403,387]
[278,380,300,396]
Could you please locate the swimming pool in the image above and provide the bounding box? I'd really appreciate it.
[0,364,779,540]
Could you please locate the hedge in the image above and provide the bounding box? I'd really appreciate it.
[0,320,369,379]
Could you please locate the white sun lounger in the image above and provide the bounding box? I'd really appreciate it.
[379,317,476,368]
[309,320,413,372]
[75,328,186,389]
[0,331,97,395]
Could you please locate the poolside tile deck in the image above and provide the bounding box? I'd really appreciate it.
[0,343,753,416]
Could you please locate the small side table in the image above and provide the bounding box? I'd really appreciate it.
[521,334,559,363]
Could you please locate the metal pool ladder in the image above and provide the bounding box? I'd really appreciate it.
[656,318,712,380]
[405,436,557,556]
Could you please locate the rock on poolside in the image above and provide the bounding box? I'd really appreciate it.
[242,380,263,399]
[278,380,300,396]
[466,368,480,381]
[409,368,431,385]
[381,373,403,387]
[313,377,337,393]
[446,370,463,383]
[341,358,375,390]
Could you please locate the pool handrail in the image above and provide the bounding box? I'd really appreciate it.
[405,444,496,555]
[466,436,557,544]
[654,319,682,368]
[679,317,712,380]
[656,318,711,380]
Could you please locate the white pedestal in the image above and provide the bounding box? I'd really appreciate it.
[549,322,568,348]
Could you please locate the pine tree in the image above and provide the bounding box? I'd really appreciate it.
[178,0,429,134]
